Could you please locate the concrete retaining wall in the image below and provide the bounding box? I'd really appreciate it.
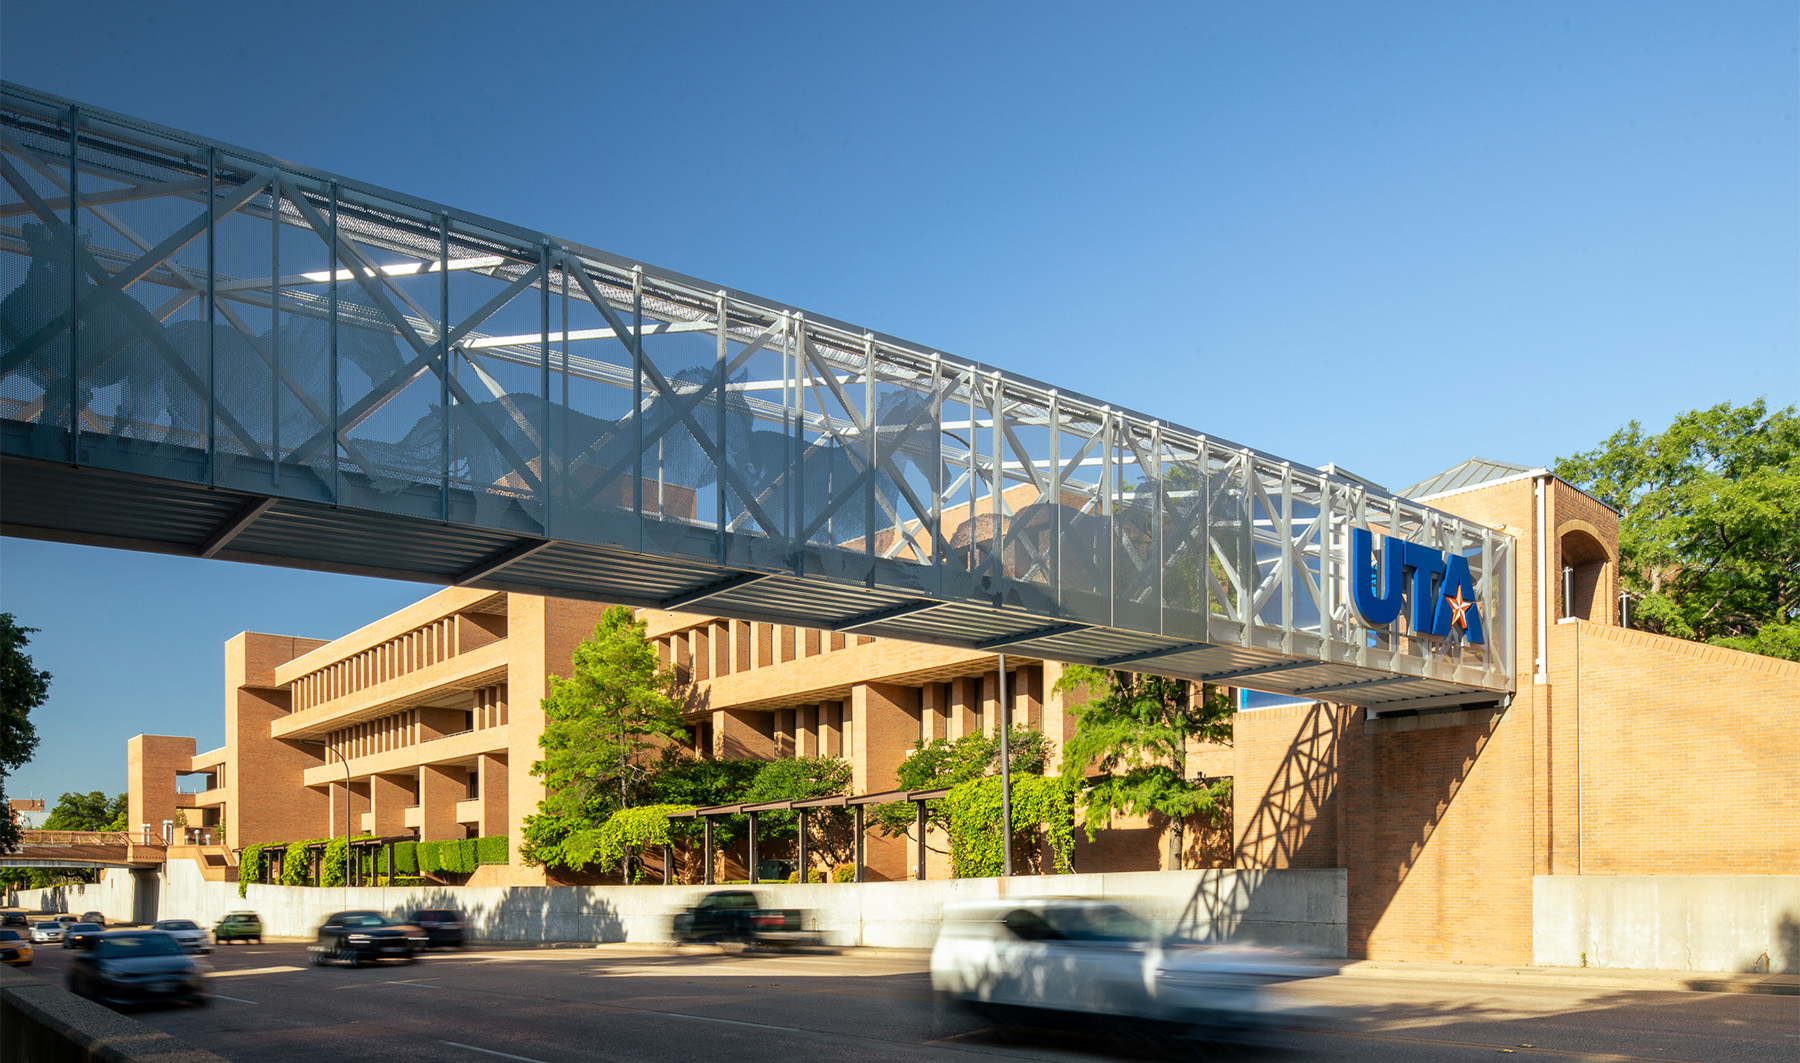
[1534,875,1800,973]
[12,861,1348,955]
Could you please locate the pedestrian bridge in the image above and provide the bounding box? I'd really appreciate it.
[0,831,165,870]
[0,83,1513,711]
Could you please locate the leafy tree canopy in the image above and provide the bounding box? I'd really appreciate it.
[741,755,853,854]
[521,606,686,870]
[1,613,50,852]
[644,748,762,849]
[1554,399,1799,660]
[42,790,128,832]
[1054,667,1232,871]
[875,725,1048,838]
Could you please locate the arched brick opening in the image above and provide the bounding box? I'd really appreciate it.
[1557,521,1613,622]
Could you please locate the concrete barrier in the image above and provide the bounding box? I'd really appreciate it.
[1534,875,1800,973]
[0,966,226,1062]
[12,861,1348,954]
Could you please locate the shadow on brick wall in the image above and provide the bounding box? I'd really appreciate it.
[1236,703,1345,870]
[395,886,622,943]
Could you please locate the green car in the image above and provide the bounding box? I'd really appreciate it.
[213,911,263,944]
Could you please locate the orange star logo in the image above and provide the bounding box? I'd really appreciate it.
[1443,588,1474,630]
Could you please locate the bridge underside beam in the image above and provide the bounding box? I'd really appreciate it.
[2,451,1504,711]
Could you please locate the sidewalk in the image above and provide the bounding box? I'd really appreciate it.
[1299,957,1800,996]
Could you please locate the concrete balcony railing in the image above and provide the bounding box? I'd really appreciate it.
[404,805,423,830]
[454,799,482,824]
[271,640,509,740]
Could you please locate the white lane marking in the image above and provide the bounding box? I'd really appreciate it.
[210,994,258,1004]
[662,1012,806,1033]
[440,1041,550,1063]
[207,966,306,978]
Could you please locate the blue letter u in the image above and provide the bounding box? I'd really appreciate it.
[1351,528,1403,626]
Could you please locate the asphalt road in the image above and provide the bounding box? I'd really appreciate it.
[20,940,1798,1062]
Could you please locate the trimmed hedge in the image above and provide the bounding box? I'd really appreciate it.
[394,841,418,874]
[476,835,508,865]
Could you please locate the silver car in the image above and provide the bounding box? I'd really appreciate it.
[930,899,1321,1035]
[151,918,212,953]
[30,921,64,944]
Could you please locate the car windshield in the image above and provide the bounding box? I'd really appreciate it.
[95,933,183,958]
[68,924,102,933]
[34,922,60,930]
[0,930,22,941]
[337,913,388,927]
[155,920,199,931]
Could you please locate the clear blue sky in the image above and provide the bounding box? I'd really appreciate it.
[3,1,1795,803]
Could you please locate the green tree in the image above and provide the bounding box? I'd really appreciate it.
[43,790,128,832]
[1052,668,1233,871]
[644,749,762,851]
[1,613,50,852]
[875,726,1048,840]
[1555,400,1799,660]
[521,606,686,870]
[742,756,854,864]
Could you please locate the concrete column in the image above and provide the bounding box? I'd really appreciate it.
[956,677,984,739]
[850,682,919,880]
[1039,661,1078,773]
[691,627,710,681]
[820,701,841,757]
[714,708,775,759]
[478,753,509,837]
[920,682,948,742]
[328,779,367,840]
[797,705,818,757]
[420,764,465,842]
[734,620,752,673]
[1019,665,1044,730]
[369,773,413,838]
[981,671,1003,736]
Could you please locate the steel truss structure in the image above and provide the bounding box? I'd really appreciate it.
[0,84,1512,709]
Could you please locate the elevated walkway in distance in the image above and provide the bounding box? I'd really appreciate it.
[0,831,166,870]
[0,82,1514,711]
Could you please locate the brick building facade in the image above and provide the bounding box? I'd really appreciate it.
[129,460,1798,962]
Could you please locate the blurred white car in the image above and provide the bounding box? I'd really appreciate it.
[930,898,1320,1034]
[30,921,64,944]
[151,918,212,954]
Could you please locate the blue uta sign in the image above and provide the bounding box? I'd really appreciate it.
[1349,527,1485,645]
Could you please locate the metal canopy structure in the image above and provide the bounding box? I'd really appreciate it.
[0,83,1514,710]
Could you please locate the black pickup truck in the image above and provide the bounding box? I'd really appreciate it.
[672,890,808,946]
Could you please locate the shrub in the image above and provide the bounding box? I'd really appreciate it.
[394,841,417,875]
[784,870,827,883]
[831,863,856,883]
[418,840,444,875]
[475,835,508,865]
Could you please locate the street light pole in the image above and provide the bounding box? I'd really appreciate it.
[298,738,351,909]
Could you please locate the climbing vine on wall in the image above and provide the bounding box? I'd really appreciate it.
[237,843,268,897]
[280,840,313,886]
[943,775,1076,878]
